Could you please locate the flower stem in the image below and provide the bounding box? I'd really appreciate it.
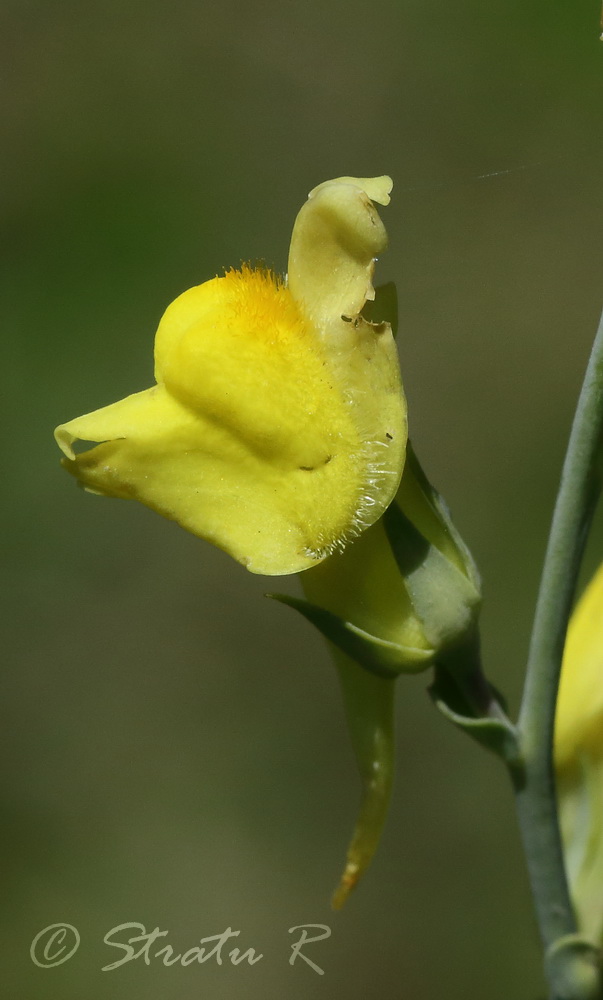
[515,305,603,998]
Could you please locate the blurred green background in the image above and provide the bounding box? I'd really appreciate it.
[3,1,603,997]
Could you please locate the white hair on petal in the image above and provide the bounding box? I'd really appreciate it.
[301,439,400,562]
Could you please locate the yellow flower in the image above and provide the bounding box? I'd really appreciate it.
[55,176,406,575]
[555,561,603,944]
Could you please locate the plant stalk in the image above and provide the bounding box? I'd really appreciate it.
[515,305,603,999]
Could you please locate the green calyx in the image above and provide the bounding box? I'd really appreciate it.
[383,443,481,655]
[287,442,482,684]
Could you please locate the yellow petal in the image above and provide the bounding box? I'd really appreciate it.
[55,383,357,574]
[55,267,404,575]
[555,562,603,770]
[287,175,392,325]
[302,514,432,655]
[309,175,392,206]
[555,562,603,944]
[557,756,603,945]
[154,266,357,477]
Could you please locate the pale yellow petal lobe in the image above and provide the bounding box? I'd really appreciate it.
[288,177,391,325]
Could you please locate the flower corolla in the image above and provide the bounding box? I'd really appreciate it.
[55,176,406,575]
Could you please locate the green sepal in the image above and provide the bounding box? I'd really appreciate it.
[401,444,481,592]
[429,663,521,766]
[383,492,480,650]
[268,593,433,679]
[430,688,521,765]
[544,934,601,1000]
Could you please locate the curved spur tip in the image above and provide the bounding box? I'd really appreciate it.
[330,861,361,911]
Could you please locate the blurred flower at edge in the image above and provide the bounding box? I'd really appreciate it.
[555,560,603,945]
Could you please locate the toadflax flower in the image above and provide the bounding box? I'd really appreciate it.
[555,560,603,945]
[56,175,483,909]
[55,176,406,575]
